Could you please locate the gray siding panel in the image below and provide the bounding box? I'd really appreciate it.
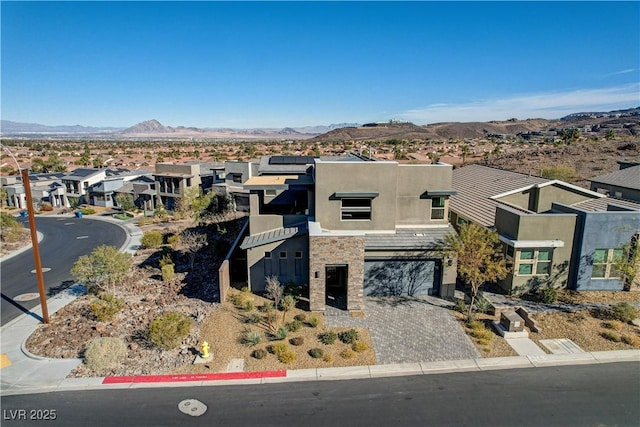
[364,259,436,296]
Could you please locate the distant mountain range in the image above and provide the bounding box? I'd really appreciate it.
[1,107,637,140]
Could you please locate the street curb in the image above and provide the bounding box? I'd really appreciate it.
[3,350,636,396]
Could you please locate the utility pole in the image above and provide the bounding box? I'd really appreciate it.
[21,170,50,323]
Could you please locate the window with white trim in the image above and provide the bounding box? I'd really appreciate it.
[341,198,372,220]
[515,248,553,276]
[430,197,446,220]
[591,248,623,279]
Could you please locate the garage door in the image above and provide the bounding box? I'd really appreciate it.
[364,259,437,297]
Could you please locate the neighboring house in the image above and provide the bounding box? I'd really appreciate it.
[211,160,260,212]
[116,176,157,214]
[450,164,640,293]
[1,173,68,209]
[589,163,640,202]
[88,168,153,208]
[153,163,202,211]
[232,154,458,312]
[61,168,107,204]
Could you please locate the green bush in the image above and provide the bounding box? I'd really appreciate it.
[287,320,302,332]
[538,287,558,304]
[454,299,468,314]
[308,348,324,359]
[270,342,289,356]
[352,341,369,352]
[79,207,96,215]
[243,300,254,312]
[339,329,359,345]
[84,337,127,370]
[147,312,192,350]
[161,264,175,282]
[601,331,621,342]
[167,234,181,248]
[308,316,319,328]
[474,296,492,313]
[159,253,174,268]
[0,212,19,228]
[90,293,124,322]
[293,313,307,322]
[610,303,638,323]
[277,348,297,364]
[251,348,267,359]
[289,336,304,346]
[141,230,163,249]
[274,325,289,340]
[318,331,337,345]
[340,348,356,359]
[0,212,24,243]
[242,330,262,346]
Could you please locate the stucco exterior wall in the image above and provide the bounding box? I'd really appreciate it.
[590,182,640,203]
[534,184,595,212]
[395,164,452,226]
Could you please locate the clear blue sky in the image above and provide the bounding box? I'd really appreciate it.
[2,1,639,128]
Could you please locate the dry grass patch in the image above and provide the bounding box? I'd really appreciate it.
[453,312,517,357]
[176,290,375,374]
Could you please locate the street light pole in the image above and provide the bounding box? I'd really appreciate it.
[21,169,50,324]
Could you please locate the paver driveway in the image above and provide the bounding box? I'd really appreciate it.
[325,296,480,364]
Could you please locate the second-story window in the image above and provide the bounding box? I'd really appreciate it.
[430,197,446,220]
[341,198,372,220]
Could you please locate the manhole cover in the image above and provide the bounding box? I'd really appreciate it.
[14,293,40,302]
[178,399,207,417]
[31,268,51,273]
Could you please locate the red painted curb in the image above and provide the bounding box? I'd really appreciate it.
[102,370,286,384]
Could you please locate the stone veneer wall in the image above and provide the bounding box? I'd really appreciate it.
[309,235,365,312]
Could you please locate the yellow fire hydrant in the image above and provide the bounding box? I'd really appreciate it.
[201,341,210,359]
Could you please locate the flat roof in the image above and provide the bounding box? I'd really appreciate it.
[244,175,313,188]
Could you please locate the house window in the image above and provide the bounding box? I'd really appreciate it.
[592,248,623,279]
[505,244,515,259]
[265,189,277,196]
[279,251,287,275]
[295,251,303,258]
[341,198,372,220]
[431,197,446,220]
[264,251,272,259]
[186,178,191,187]
[515,248,553,276]
[295,252,303,276]
[456,216,470,227]
[232,173,242,183]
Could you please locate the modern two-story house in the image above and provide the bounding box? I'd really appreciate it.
[449,165,640,294]
[232,154,458,312]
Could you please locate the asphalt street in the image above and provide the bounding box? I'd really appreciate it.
[0,217,126,325]
[1,362,638,427]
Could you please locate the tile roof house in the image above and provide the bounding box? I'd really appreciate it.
[229,154,458,312]
[450,165,640,293]
[589,163,640,202]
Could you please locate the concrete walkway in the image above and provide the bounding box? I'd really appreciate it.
[505,338,546,356]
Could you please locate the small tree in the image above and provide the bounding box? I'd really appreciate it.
[281,294,296,324]
[265,276,284,312]
[442,222,508,319]
[115,193,135,213]
[613,234,640,291]
[180,230,207,271]
[71,245,132,294]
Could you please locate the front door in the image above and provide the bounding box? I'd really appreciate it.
[325,265,348,309]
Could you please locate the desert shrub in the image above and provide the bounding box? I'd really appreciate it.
[601,331,621,342]
[294,313,307,322]
[274,325,289,340]
[243,300,254,312]
[609,303,638,323]
[84,337,127,370]
[242,330,262,346]
[308,348,324,359]
[278,348,297,364]
[323,354,334,363]
[270,342,288,356]
[283,282,304,298]
[147,312,192,350]
[251,348,267,359]
[40,202,53,211]
[340,348,356,359]
[141,230,163,249]
[241,286,251,294]
[339,329,359,345]
[318,331,337,345]
[79,207,96,215]
[258,302,275,312]
[159,253,173,268]
[541,164,579,182]
[230,291,253,308]
[287,320,302,332]
[467,320,484,330]
[602,320,623,331]
[245,313,262,324]
[167,233,181,248]
[538,287,558,304]
[308,316,319,328]
[621,335,639,346]
[474,296,492,313]
[161,264,175,282]
[0,212,24,243]
[478,338,492,346]
[289,336,304,346]
[469,323,493,342]
[90,293,124,322]
[352,341,369,352]
[454,299,468,314]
